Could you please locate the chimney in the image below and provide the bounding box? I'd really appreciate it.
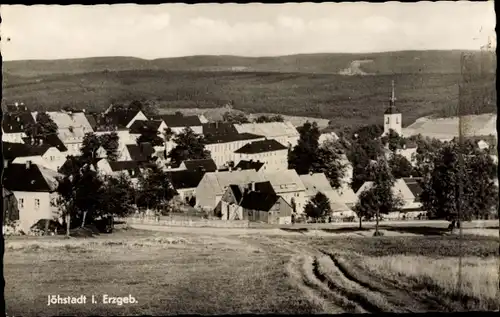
[26,160,32,169]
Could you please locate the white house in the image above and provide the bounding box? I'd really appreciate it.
[262,169,307,214]
[152,114,203,135]
[356,178,422,211]
[204,129,265,168]
[96,159,142,187]
[3,162,62,233]
[195,169,267,211]
[5,142,66,172]
[299,173,354,219]
[234,139,288,172]
[233,121,300,148]
[2,112,36,144]
[45,111,94,155]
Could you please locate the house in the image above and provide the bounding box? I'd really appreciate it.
[262,169,307,214]
[233,121,300,148]
[23,134,68,153]
[128,120,168,144]
[356,178,421,211]
[195,169,267,211]
[234,159,265,172]
[97,159,142,187]
[203,128,265,167]
[119,143,155,163]
[178,158,217,173]
[166,170,206,202]
[45,111,94,155]
[4,142,66,172]
[234,139,288,171]
[299,173,354,218]
[104,109,149,130]
[2,112,36,143]
[6,102,30,113]
[3,162,62,233]
[152,114,203,135]
[335,185,358,208]
[216,181,292,224]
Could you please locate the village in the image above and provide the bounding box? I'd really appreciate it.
[2,80,498,235]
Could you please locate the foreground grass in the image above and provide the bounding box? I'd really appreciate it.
[4,230,320,316]
[359,255,499,311]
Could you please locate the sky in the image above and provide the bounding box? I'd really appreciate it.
[0,2,496,61]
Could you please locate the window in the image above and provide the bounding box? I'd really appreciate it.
[386,117,389,124]
[18,198,24,209]
[35,199,40,209]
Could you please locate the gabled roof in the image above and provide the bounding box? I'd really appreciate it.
[263,169,306,193]
[126,143,155,162]
[335,185,358,205]
[299,173,333,197]
[153,114,201,127]
[6,103,30,113]
[3,142,53,161]
[234,160,265,171]
[356,179,415,201]
[2,112,35,133]
[239,191,282,212]
[129,120,164,134]
[234,139,288,154]
[402,177,423,202]
[228,184,244,203]
[22,134,68,152]
[233,121,299,138]
[85,114,98,131]
[384,106,400,115]
[105,109,143,129]
[108,160,142,178]
[200,170,267,195]
[166,170,205,189]
[181,159,217,172]
[253,181,276,195]
[46,111,93,131]
[3,163,59,192]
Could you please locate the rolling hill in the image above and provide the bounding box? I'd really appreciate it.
[2,50,496,129]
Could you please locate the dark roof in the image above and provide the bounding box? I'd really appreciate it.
[234,160,265,171]
[153,114,201,127]
[2,112,36,133]
[182,159,217,172]
[3,163,55,192]
[105,109,143,129]
[108,160,142,178]
[384,106,400,115]
[6,103,30,113]
[3,142,52,161]
[204,132,263,144]
[126,143,155,162]
[234,139,288,154]
[22,134,68,152]
[202,122,238,135]
[228,184,244,203]
[403,177,423,202]
[239,191,281,212]
[85,114,98,130]
[129,120,163,134]
[166,170,205,189]
[253,181,276,195]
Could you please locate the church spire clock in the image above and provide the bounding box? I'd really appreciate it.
[383,80,402,136]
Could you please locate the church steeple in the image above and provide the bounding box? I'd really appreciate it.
[385,80,399,115]
[383,79,402,136]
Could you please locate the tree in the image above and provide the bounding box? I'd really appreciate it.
[167,127,211,167]
[345,137,384,192]
[80,132,120,164]
[354,188,378,229]
[381,129,405,152]
[420,140,498,222]
[100,174,136,220]
[304,192,332,223]
[254,114,284,123]
[222,111,250,124]
[388,153,413,179]
[412,134,443,177]
[354,157,404,234]
[288,121,321,175]
[351,124,384,142]
[24,111,58,144]
[313,139,347,189]
[136,124,164,147]
[136,165,177,214]
[127,100,159,117]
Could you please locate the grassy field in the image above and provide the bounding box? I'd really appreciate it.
[3,51,496,130]
[4,223,499,315]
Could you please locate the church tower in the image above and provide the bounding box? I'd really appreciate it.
[383,80,402,136]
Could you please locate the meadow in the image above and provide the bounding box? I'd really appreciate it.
[4,222,499,316]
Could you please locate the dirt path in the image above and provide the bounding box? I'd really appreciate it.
[241,235,453,313]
